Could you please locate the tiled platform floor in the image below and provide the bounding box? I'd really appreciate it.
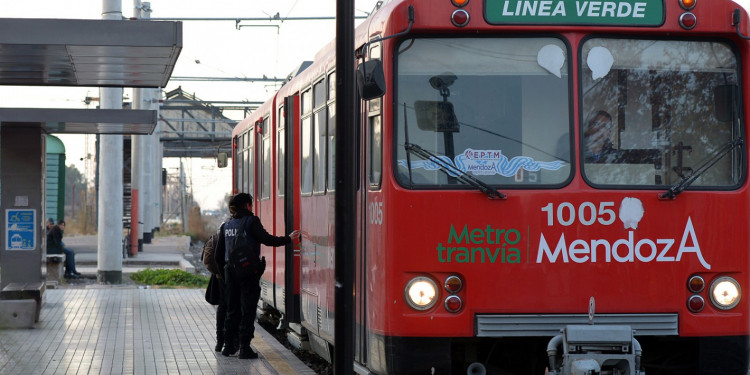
[0,288,314,375]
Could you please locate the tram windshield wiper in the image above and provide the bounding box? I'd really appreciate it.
[404,142,506,199]
[661,137,743,199]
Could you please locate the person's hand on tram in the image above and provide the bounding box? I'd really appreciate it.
[290,230,301,240]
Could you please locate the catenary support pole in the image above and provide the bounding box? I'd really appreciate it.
[334,0,355,373]
[153,116,163,232]
[142,83,154,244]
[180,158,189,234]
[98,0,124,283]
[131,0,144,255]
[142,2,156,244]
[150,81,162,239]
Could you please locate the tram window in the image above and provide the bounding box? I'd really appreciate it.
[327,100,336,192]
[241,133,246,194]
[302,90,312,115]
[244,147,251,194]
[246,130,255,197]
[395,37,572,188]
[581,39,742,188]
[370,43,381,59]
[327,71,336,192]
[301,116,313,195]
[234,136,242,192]
[278,128,286,197]
[261,118,271,201]
[328,71,336,100]
[313,109,327,194]
[367,44,382,112]
[277,106,285,198]
[314,80,326,108]
[369,115,382,187]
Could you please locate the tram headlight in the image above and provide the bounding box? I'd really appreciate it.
[405,276,438,310]
[709,276,741,310]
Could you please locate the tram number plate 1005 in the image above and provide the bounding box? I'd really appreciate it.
[541,202,616,227]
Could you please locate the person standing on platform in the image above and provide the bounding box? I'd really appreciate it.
[215,193,300,359]
[201,230,232,352]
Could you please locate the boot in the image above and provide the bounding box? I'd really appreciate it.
[221,336,237,357]
[238,346,258,359]
[215,331,224,352]
[238,336,257,359]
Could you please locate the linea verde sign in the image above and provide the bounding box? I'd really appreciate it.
[485,0,664,26]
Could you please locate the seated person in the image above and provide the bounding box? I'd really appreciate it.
[47,219,81,279]
[583,110,622,163]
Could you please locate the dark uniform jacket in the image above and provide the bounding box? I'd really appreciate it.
[216,212,291,273]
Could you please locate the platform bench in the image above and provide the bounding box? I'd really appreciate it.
[1,282,45,323]
[45,254,66,284]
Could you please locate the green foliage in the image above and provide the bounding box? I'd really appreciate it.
[130,268,209,288]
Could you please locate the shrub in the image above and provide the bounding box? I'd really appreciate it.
[130,268,209,288]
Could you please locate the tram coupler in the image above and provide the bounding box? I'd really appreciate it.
[546,325,643,375]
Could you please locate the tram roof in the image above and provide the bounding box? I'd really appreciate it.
[0,18,182,88]
[0,108,157,134]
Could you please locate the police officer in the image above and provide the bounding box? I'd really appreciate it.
[215,192,300,359]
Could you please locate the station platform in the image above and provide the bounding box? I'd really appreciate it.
[2,235,316,375]
[63,234,197,276]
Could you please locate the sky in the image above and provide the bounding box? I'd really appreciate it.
[0,0,380,210]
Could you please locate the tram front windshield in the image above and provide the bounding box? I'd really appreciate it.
[581,38,742,187]
[395,37,572,187]
[395,37,743,190]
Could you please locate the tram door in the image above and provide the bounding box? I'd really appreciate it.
[255,116,276,304]
[282,96,301,322]
[355,85,367,366]
[355,41,383,369]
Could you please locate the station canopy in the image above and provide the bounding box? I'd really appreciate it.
[0,108,157,134]
[0,18,182,134]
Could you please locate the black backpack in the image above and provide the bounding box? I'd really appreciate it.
[227,216,263,280]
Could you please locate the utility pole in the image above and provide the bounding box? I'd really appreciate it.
[179,159,188,234]
[334,0,355,373]
[98,0,124,283]
[150,80,162,240]
[131,0,145,255]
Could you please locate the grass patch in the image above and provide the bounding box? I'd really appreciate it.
[130,268,209,288]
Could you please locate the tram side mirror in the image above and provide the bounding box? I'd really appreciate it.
[217,152,228,168]
[714,85,736,123]
[357,59,386,100]
[414,100,460,132]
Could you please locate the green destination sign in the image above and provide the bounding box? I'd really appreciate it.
[485,0,664,26]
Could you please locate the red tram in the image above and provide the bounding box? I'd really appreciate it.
[230,0,749,373]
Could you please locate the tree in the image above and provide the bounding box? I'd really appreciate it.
[65,164,95,234]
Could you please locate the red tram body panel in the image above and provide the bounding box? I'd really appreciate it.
[232,0,750,373]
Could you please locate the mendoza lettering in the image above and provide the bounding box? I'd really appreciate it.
[535,217,711,270]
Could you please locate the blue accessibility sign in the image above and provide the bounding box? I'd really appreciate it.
[6,209,36,250]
